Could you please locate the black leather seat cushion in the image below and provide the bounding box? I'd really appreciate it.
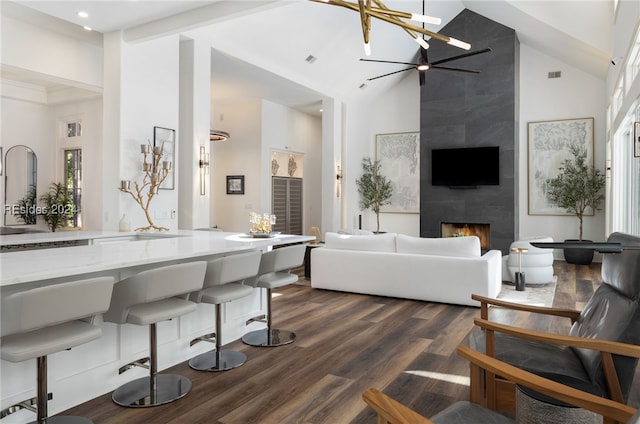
[469,330,605,403]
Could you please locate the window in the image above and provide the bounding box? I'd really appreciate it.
[66,121,82,138]
[64,149,82,228]
[611,108,640,236]
[626,30,640,91]
[612,79,624,117]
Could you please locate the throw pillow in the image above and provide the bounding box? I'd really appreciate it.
[324,232,396,252]
[396,234,481,257]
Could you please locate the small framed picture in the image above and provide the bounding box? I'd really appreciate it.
[226,175,245,195]
[634,122,640,158]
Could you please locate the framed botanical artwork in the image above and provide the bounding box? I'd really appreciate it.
[153,126,175,190]
[528,117,594,215]
[634,122,640,158]
[226,175,245,195]
[375,132,420,213]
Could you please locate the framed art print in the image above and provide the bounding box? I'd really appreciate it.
[226,175,244,194]
[528,117,594,215]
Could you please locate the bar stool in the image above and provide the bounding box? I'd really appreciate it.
[103,261,206,408]
[189,250,262,371]
[242,244,306,347]
[0,276,115,424]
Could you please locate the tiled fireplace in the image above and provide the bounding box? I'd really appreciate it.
[419,10,516,254]
[441,222,491,251]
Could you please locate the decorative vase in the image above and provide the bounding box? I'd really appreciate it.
[119,214,131,232]
[563,239,595,265]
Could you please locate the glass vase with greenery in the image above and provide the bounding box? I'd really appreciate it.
[356,157,393,233]
[545,143,605,241]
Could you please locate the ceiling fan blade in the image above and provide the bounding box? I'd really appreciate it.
[430,48,492,66]
[367,67,415,81]
[431,65,480,74]
[360,58,417,66]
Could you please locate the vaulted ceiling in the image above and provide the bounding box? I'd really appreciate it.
[3,1,616,113]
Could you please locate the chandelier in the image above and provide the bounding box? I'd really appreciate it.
[310,0,471,55]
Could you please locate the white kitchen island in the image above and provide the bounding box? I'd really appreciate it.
[0,230,313,423]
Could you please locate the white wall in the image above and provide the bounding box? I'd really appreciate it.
[343,71,421,235]
[261,100,322,233]
[119,35,181,231]
[211,99,262,231]
[1,98,54,230]
[518,45,606,249]
[1,14,102,90]
[210,99,322,233]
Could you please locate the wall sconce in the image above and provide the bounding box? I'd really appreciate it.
[336,162,342,197]
[199,146,209,195]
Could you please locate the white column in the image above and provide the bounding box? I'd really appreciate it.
[178,37,211,229]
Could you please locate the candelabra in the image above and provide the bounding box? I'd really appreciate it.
[119,141,171,232]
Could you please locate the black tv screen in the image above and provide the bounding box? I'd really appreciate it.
[431,146,500,187]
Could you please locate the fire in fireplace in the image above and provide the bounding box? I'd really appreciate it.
[440,222,491,251]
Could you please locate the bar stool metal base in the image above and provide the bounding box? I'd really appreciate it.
[242,329,296,347]
[28,416,95,424]
[188,350,246,371]
[112,374,192,407]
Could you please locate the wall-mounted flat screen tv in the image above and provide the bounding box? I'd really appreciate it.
[431,146,500,187]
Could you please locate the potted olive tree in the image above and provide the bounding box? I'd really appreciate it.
[356,157,393,233]
[545,143,605,264]
[40,182,72,232]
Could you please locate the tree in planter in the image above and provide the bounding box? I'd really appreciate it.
[356,157,393,233]
[545,143,605,264]
[545,144,605,240]
[40,182,72,232]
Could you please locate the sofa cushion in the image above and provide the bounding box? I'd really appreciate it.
[324,232,396,252]
[396,234,481,257]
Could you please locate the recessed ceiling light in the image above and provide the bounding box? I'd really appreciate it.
[77,11,89,18]
[83,26,92,31]
[305,55,317,64]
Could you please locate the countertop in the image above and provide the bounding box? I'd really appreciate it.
[0,230,313,287]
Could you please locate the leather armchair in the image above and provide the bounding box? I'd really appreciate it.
[362,346,639,424]
[469,232,640,421]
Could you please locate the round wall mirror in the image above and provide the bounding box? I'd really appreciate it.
[4,145,37,226]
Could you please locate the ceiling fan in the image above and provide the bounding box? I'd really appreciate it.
[361,46,492,84]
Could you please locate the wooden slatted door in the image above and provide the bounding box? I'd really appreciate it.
[272,176,303,235]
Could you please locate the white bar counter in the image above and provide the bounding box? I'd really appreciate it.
[0,230,313,423]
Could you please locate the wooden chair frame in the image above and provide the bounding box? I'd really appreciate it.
[469,294,640,424]
[363,346,638,424]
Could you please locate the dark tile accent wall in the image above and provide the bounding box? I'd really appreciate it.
[420,9,518,254]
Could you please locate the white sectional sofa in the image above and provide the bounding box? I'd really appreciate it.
[310,232,502,307]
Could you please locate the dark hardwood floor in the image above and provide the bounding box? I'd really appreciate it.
[62,261,639,423]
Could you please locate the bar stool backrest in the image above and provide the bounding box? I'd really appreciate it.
[1,276,115,337]
[245,244,306,287]
[203,251,262,288]
[261,244,306,274]
[104,261,206,324]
